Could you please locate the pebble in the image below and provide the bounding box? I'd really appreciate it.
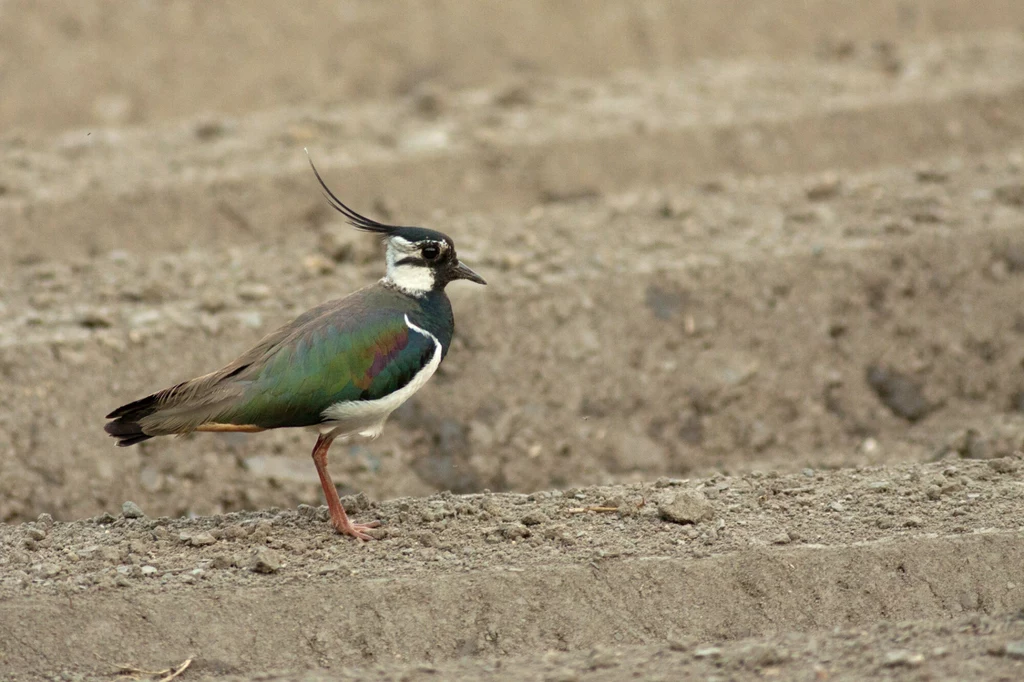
[805,174,841,201]
[658,490,713,525]
[882,650,924,668]
[771,532,792,545]
[33,563,61,578]
[121,501,146,519]
[140,565,158,576]
[1004,641,1024,660]
[190,532,218,547]
[249,547,283,574]
[902,516,924,528]
[237,283,272,301]
[36,513,54,528]
[27,527,47,541]
[693,647,722,660]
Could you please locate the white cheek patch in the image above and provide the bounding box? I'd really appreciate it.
[383,237,437,295]
[387,264,435,294]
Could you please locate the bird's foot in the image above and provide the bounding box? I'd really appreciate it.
[332,517,382,541]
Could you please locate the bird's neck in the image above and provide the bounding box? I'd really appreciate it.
[403,289,455,357]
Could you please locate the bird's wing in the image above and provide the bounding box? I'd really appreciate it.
[215,306,437,429]
[115,290,436,435]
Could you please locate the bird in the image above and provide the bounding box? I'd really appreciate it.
[104,154,486,540]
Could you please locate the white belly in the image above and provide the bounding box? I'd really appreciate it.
[319,314,442,438]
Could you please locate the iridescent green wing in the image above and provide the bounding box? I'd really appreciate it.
[218,309,436,429]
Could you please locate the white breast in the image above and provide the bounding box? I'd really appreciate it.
[320,314,442,438]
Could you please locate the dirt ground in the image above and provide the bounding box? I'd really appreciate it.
[2,1,1024,680]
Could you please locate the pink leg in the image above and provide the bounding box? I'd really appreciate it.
[311,433,381,541]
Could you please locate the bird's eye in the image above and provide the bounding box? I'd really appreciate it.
[421,244,441,261]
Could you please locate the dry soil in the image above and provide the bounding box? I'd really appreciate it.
[1,2,1024,680]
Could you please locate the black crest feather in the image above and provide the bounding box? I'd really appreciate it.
[305,150,397,234]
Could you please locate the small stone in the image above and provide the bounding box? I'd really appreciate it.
[249,547,283,574]
[121,501,146,519]
[95,512,118,525]
[771,532,792,545]
[658,490,713,525]
[693,647,722,660]
[36,513,54,528]
[1003,641,1024,659]
[903,516,924,528]
[34,563,61,578]
[806,174,841,201]
[827,501,846,513]
[339,492,370,514]
[190,532,217,547]
[140,565,158,576]
[27,527,47,541]
[237,283,272,302]
[882,650,924,668]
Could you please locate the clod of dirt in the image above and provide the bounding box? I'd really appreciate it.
[658,490,713,525]
[520,511,549,526]
[988,458,1019,474]
[866,365,933,422]
[993,184,1024,207]
[121,500,145,519]
[249,547,283,574]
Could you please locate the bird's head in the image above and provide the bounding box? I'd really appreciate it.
[307,153,486,297]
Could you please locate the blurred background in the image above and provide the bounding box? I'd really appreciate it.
[1,0,1023,523]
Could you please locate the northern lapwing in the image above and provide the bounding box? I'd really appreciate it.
[104,155,486,540]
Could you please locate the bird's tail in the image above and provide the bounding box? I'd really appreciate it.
[105,369,254,446]
[104,394,160,447]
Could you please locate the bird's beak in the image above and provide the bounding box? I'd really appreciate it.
[452,261,487,285]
